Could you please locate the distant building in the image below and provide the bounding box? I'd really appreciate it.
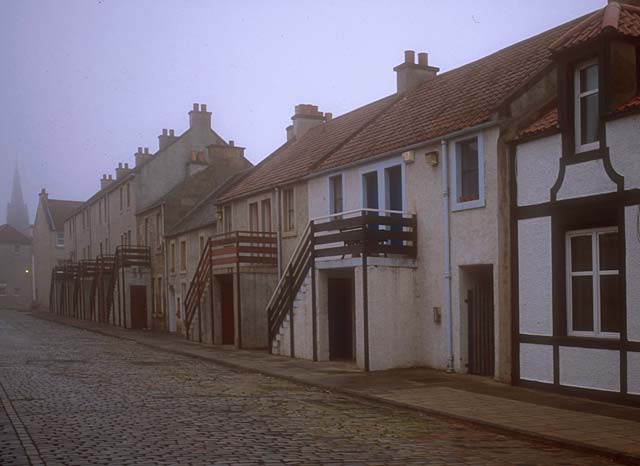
[0,224,32,309]
[6,165,30,236]
[32,189,82,309]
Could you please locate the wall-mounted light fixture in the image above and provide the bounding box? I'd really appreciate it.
[425,151,439,167]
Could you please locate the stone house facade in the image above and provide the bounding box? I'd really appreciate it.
[0,224,32,310]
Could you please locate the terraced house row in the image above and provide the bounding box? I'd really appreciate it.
[43,1,640,404]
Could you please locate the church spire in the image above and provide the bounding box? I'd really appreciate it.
[6,163,30,236]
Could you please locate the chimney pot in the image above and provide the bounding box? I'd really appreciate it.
[229,139,234,147]
[118,163,123,169]
[40,188,47,195]
[404,50,415,64]
[169,129,175,136]
[137,146,142,153]
[162,128,168,136]
[144,147,149,154]
[193,103,199,111]
[324,112,333,122]
[124,163,129,169]
[418,52,428,67]
[201,104,207,112]
[108,175,113,180]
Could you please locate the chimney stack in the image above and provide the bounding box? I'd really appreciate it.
[115,162,132,180]
[39,188,48,201]
[288,104,327,141]
[189,103,212,130]
[393,50,439,93]
[135,146,153,167]
[100,174,116,190]
[158,128,179,151]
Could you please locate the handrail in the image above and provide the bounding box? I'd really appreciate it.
[264,223,311,312]
[311,208,414,223]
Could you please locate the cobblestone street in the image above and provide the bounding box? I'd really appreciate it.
[0,310,621,466]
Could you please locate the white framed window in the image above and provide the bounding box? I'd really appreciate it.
[179,239,187,272]
[358,157,405,214]
[56,230,64,247]
[328,174,344,215]
[249,202,259,232]
[574,58,600,153]
[224,205,233,233]
[282,187,295,232]
[566,227,621,338]
[0,283,6,296]
[451,134,484,211]
[261,198,272,232]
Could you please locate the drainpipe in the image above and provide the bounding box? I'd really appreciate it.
[441,139,454,373]
[275,187,282,278]
[161,202,169,331]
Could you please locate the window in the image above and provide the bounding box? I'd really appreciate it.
[180,240,187,272]
[574,59,600,153]
[329,175,343,215]
[156,212,162,246]
[566,227,620,338]
[126,183,131,208]
[56,231,64,247]
[13,244,20,254]
[0,284,6,296]
[261,199,272,232]
[452,135,484,211]
[99,200,102,224]
[170,242,176,273]
[127,230,132,246]
[249,202,259,232]
[119,187,123,211]
[282,188,295,232]
[144,218,149,246]
[224,205,232,233]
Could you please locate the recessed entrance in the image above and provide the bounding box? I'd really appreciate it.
[462,265,495,376]
[218,274,235,345]
[328,276,355,361]
[130,285,147,329]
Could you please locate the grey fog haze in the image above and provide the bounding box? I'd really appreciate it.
[0,0,603,222]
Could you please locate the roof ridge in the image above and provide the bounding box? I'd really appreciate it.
[603,2,622,30]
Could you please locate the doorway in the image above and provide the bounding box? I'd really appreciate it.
[463,265,495,376]
[130,285,147,330]
[218,274,235,345]
[168,286,176,332]
[328,277,354,361]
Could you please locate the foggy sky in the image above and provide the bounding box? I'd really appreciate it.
[0,0,603,223]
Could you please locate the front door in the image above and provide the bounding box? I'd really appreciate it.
[130,285,147,330]
[467,283,495,376]
[328,278,354,361]
[219,275,235,345]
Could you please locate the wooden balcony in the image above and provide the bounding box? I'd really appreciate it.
[207,231,278,268]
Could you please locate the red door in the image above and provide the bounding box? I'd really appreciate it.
[219,275,235,345]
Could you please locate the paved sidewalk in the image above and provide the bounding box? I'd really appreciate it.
[31,310,640,464]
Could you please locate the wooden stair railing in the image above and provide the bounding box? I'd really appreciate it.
[183,237,213,337]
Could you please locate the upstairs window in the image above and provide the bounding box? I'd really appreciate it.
[14,244,20,254]
[119,186,123,211]
[282,188,295,232]
[261,199,272,232]
[126,183,131,208]
[224,205,232,233]
[329,174,344,215]
[180,240,187,272]
[566,227,620,338]
[452,135,484,211]
[574,59,600,153]
[170,242,176,273]
[249,202,259,232]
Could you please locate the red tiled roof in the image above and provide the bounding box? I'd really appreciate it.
[549,2,640,53]
[517,94,640,141]
[313,17,582,174]
[519,107,559,138]
[218,95,399,202]
[0,224,31,244]
[617,94,640,112]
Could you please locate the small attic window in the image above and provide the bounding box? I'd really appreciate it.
[574,58,600,153]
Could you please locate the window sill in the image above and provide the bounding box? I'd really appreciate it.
[451,198,485,212]
[567,331,620,340]
[282,230,297,239]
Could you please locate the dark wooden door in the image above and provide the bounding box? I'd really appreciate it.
[220,275,235,345]
[467,284,495,376]
[130,286,147,330]
[328,278,354,361]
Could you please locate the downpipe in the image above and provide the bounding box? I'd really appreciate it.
[441,139,454,373]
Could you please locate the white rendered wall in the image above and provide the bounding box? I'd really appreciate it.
[626,205,640,342]
[519,343,554,383]
[517,217,553,336]
[628,351,640,395]
[607,114,640,190]
[556,158,617,200]
[559,347,620,392]
[516,134,562,206]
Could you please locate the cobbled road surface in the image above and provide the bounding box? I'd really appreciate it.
[0,310,620,466]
